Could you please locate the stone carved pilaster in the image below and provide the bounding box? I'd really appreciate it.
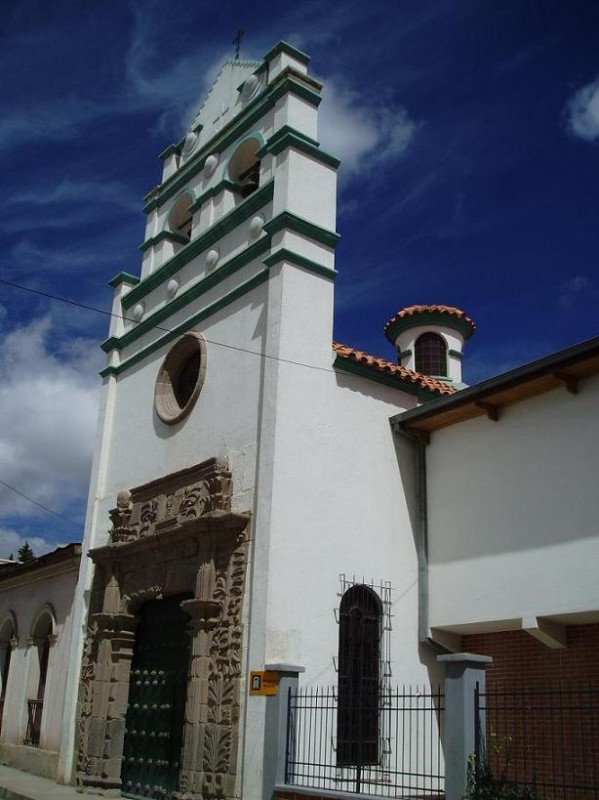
[76,457,249,799]
[174,529,247,800]
[77,614,137,791]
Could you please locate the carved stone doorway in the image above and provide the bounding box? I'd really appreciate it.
[76,458,249,800]
[121,594,192,800]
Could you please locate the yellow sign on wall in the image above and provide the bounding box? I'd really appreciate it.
[249,670,279,695]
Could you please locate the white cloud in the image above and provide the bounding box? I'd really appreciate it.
[0,316,99,523]
[11,177,135,208]
[0,528,60,560]
[566,77,599,142]
[558,275,591,309]
[318,81,419,180]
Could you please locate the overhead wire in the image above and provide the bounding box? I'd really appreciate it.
[0,276,339,375]
[0,274,346,527]
[0,478,82,529]
[0,272,418,527]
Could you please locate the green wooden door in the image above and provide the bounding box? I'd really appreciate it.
[121,595,191,800]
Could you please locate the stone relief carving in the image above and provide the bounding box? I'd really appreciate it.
[76,457,249,800]
[108,458,232,544]
[108,490,133,543]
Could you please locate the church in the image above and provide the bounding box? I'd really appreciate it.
[0,40,597,800]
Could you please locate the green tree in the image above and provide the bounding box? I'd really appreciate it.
[18,541,35,563]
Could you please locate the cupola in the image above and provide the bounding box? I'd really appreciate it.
[384,304,476,386]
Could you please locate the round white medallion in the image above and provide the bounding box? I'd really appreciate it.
[241,74,259,100]
[166,279,179,299]
[204,154,219,178]
[249,215,264,239]
[206,249,220,271]
[132,303,145,322]
[182,131,199,157]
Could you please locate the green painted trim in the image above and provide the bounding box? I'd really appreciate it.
[144,93,273,213]
[100,268,270,377]
[448,348,463,359]
[102,237,271,353]
[398,348,412,359]
[124,180,274,309]
[333,356,436,400]
[263,40,310,66]
[109,272,140,289]
[269,76,322,107]
[264,211,340,249]
[144,73,320,214]
[255,125,316,160]
[263,248,336,280]
[159,143,180,160]
[189,179,238,213]
[260,129,339,168]
[385,311,474,343]
[144,186,160,206]
[139,229,189,252]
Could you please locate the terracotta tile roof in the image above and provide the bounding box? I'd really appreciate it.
[333,341,456,396]
[384,304,476,342]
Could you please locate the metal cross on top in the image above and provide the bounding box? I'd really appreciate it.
[233,29,245,60]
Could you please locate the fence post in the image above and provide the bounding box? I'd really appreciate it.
[262,663,305,800]
[437,652,492,800]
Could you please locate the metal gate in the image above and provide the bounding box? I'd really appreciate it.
[121,595,191,800]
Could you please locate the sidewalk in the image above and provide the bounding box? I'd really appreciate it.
[0,763,83,800]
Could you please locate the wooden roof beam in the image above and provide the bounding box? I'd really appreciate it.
[474,400,499,421]
[553,370,579,395]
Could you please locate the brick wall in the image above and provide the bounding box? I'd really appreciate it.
[463,623,599,799]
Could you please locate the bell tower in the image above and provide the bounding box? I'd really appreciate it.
[66,41,341,800]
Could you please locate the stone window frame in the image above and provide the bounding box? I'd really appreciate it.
[154,332,207,425]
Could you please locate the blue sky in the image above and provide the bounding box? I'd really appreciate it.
[1,0,598,557]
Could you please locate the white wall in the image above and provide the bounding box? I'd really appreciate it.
[0,564,78,773]
[426,374,599,635]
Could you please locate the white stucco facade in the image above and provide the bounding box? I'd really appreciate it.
[425,373,599,640]
[0,545,81,781]
[58,41,450,799]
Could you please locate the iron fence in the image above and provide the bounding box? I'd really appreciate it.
[24,698,43,747]
[285,685,444,798]
[474,682,599,800]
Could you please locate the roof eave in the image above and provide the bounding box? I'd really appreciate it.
[391,335,599,436]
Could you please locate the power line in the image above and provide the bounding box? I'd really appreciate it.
[0,276,340,375]
[0,276,343,526]
[0,478,82,529]
[0,275,425,526]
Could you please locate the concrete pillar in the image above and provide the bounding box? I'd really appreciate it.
[262,663,304,800]
[438,652,492,800]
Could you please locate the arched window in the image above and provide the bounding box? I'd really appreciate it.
[168,193,194,242]
[0,613,15,736]
[337,585,382,766]
[24,607,54,747]
[415,332,448,376]
[228,137,261,199]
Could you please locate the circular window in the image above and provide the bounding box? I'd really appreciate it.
[154,333,207,424]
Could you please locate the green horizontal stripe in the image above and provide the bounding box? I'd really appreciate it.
[264,211,340,249]
[100,269,270,377]
[102,236,271,353]
[125,181,274,309]
[262,248,336,280]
